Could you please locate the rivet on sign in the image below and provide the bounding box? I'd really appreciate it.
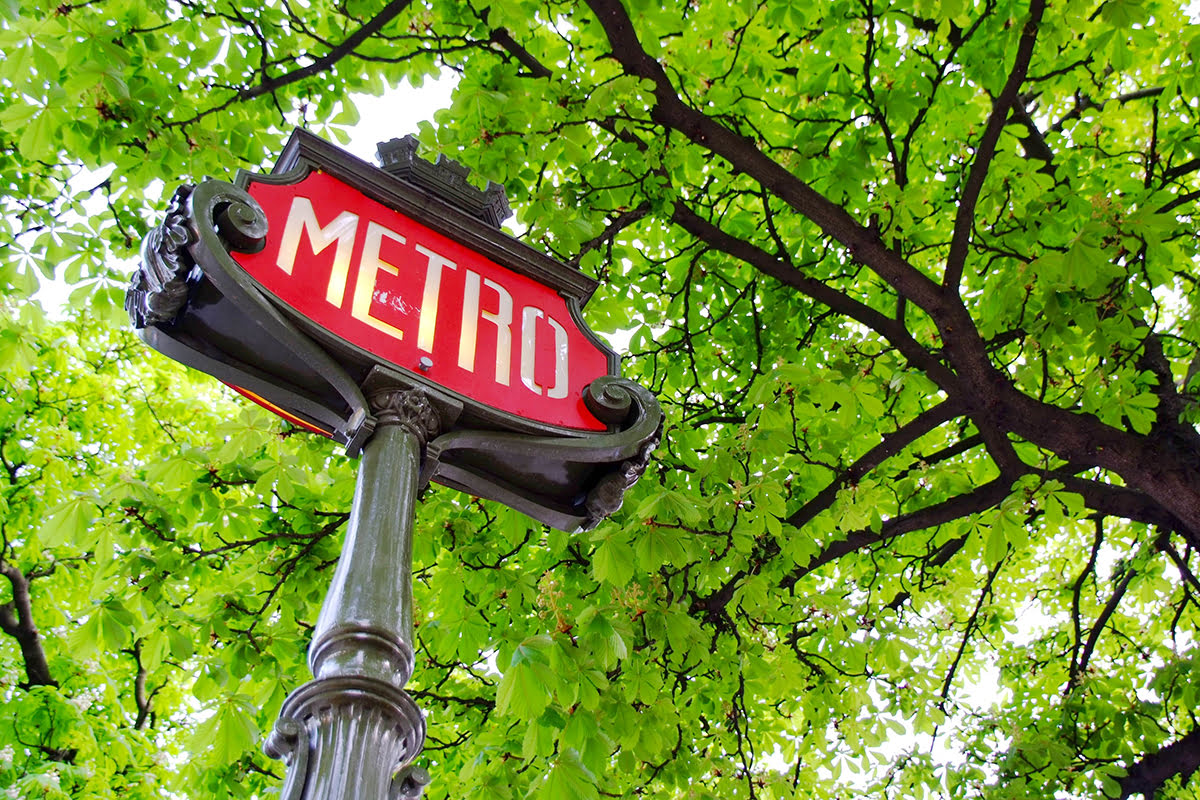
[418,357,434,372]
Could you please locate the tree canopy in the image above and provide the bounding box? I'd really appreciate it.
[2,0,1200,798]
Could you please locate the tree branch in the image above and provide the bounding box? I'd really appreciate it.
[943,0,1047,290]
[242,1,415,101]
[1049,474,1184,531]
[983,387,1200,542]
[584,0,1200,545]
[1119,727,1200,800]
[670,202,957,390]
[1072,559,1137,687]
[939,556,1004,707]
[168,0,414,128]
[1159,542,1200,596]
[1050,85,1164,134]
[131,640,156,730]
[0,560,57,688]
[570,201,651,267]
[780,478,1012,591]
[1068,519,1104,691]
[786,399,964,529]
[584,0,951,319]
[1162,157,1200,182]
[1158,188,1200,215]
[489,27,553,78]
[1007,98,1057,173]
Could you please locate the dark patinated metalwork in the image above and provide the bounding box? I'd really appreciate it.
[127,129,661,532]
[376,135,511,229]
[127,185,195,328]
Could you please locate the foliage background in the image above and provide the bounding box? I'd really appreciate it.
[2,0,1200,798]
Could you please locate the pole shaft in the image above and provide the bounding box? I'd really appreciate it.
[310,423,419,686]
[266,389,438,800]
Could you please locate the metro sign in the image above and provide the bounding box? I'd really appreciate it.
[129,130,667,532]
[128,130,660,531]
[233,170,608,431]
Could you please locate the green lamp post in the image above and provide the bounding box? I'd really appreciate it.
[128,131,661,799]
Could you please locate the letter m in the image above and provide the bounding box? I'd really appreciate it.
[275,196,360,307]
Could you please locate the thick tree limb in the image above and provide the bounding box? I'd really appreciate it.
[933,329,1200,543]
[978,423,1025,480]
[1008,99,1057,172]
[992,389,1200,542]
[1050,474,1185,531]
[584,0,952,319]
[489,27,553,78]
[131,640,161,730]
[780,478,1012,591]
[688,368,967,619]
[585,0,1200,544]
[943,0,1046,290]
[1136,330,1200,454]
[1119,727,1200,799]
[0,560,56,688]
[670,202,957,389]
[786,399,964,529]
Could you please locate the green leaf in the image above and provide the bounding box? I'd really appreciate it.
[591,534,635,586]
[40,495,98,546]
[1122,391,1158,434]
[534,750,598,800]
[633,525,685,570]
[190,695,259,766]
[18,107,55,160]
[168,625,196,660]
[985,521,1007,565]
[496,661,552,721]
[0,4,1195,798]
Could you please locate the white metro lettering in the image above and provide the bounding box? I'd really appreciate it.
[414,244,456,353]
[276,196,358,307]
[458,270,513,385]
[520,307,568,399]
[351,221,406,341]
[458,272,569,395]
[273,197,570,399]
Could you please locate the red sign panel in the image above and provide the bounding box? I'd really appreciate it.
[232,171,608,431]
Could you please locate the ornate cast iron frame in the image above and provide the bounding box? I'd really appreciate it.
[127,129,661,532]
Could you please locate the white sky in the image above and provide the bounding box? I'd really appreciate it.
[34,75,459,313]
[342,74,459,164]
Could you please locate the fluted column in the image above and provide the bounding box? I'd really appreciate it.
[265,388,440,800]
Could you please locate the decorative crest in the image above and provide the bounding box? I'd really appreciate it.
[377,135,512,229]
